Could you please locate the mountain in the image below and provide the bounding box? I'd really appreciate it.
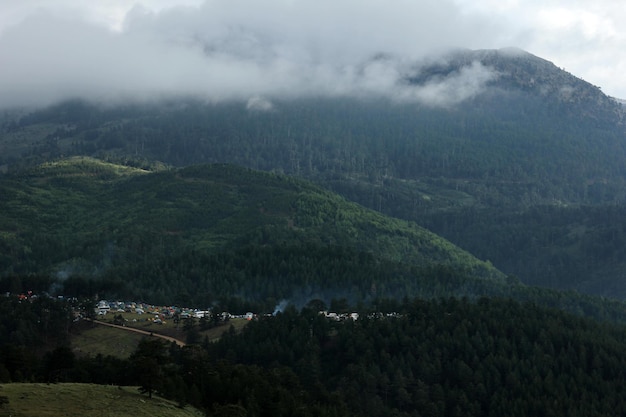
[4,48,625,203]
[2,48,626,298]
[0,157,504,308]
[415,47,622,123]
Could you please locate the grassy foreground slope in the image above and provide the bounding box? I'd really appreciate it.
[0,383,202,417]
[0,157,503,306]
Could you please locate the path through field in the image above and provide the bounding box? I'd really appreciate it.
[87,319,186,347]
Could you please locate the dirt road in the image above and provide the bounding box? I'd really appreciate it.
[86,319,186,347]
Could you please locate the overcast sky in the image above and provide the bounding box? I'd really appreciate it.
[1,0,624,109]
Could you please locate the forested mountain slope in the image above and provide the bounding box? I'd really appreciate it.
[0,157,502,308]
[2,48,626,297]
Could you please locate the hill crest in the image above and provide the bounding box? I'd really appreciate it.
[0,158,505,306]
[406,48,624,124]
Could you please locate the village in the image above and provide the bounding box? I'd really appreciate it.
[95,299,238,322]
[93,299,365,324]
[8,290,401,324]
[7,291,399,348]
[7,291,401,326]
[82,299,374,347]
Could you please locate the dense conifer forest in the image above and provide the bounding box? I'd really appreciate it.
[3,295,626,416]
[3,80,626,296]
[0,158,503,307]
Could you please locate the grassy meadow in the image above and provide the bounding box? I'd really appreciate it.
[0,383,203,417]
[71,314,250,358]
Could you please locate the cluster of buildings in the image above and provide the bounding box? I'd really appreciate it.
[93,299,399,322]
[319,311,359,321]
[95,300,215,320]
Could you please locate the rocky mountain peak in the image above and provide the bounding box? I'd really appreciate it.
[406,47,624,124]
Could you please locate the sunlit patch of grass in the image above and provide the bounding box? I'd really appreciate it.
[39,156,150,178]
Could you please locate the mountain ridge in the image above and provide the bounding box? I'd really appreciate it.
[0,156,505,307]
[3,48,626,299]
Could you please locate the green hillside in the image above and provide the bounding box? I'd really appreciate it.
[3,48,626,298]
[0,383,202,417]
[0,156,503,307]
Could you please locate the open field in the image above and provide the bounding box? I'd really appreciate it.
[71,322,145,358]
[71,316,250,358]
[0,383,203,417]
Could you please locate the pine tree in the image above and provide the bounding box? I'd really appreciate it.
[130,339,167,398]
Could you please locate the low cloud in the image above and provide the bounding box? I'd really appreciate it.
[400,59,497,106]
[246,96,274,112]
[0,1,506,109]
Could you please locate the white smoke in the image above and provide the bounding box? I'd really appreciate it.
[273,299,290,315]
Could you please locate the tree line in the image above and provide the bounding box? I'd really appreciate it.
[3,295,626,416]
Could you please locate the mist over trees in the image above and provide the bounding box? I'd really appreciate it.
[4,64,626,296]
[3,47,626,416]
